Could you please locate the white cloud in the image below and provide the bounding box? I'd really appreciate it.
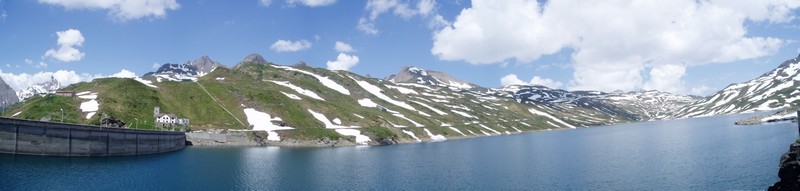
[690,85,711,96]
[24,59,32,65]
[433,0,799,93]
[259,0,272,7]
[326,53,359,71]
[110,69,137,78]
[287,0,336,7]
[0,70,104,91]
[500,74,525,86]
[428,14,449,30]
[38,0,180,21]
[44,29,85,62]
[530,76,563,89]
[35,62,48,68]
[357,18,378,35]
[500,74,563,89]
[359,0,438,34]
[643,64,686,94]
[270,39,312,52]
[1,10,6,22]
[152,62,161,69]
[334,41,354,53]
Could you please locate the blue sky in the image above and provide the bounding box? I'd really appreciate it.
[0,0,799,96]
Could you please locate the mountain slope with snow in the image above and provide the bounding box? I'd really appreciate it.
[5,53,748,146]
[673,54,800,118]
[16,76,61,101]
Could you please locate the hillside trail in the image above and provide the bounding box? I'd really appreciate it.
[195,81,246,127]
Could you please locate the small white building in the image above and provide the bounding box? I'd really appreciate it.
[154,106,189,127]
[156,114,178,124]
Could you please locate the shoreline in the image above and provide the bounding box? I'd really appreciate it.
[186,127,565,148]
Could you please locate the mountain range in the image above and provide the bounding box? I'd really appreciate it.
[2,53,798,145]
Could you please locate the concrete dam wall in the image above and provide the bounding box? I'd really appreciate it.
[0,117,185,156]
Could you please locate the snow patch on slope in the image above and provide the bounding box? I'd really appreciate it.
[350,76,417,111]
[529,108,577,129]
[243,108,294,141]
[270,65,351,95]
[423,128,447,141]
[269,80,324,101]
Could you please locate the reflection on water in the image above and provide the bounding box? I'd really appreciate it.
[0,113,796,190]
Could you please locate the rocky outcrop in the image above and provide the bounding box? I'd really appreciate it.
[770,142,800,190]
[242,53,268,65]
[0,77,19,107]
[187,55,223,74]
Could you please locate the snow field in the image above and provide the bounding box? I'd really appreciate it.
[402,129,422,142]
[280,91,302,100]
[479,124,501,135]
[528,108,577,129]
[243,108,294,141]
[358,98,378,108]
[448,127,467,136]
[384,85,418,95]
[269,80,324,101]
[335,129,371,145]
[393,114,424,127]
[270,65,351,95]
[409,100,448,115]
[423,128,447,141]
[350,77,417,111]
[79,92,100,119]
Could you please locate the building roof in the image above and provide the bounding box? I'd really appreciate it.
[156,113,178,118]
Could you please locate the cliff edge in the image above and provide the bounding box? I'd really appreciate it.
[770,141,800,190]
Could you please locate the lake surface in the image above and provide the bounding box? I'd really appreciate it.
[1,113,797,190]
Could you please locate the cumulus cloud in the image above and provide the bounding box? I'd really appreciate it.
[38,0,179,21]
[0,70,104,91]
[358,0,439,34]
[500,74,526,86]
[259,0,272,7]
[500,74,563,89]
[433,0,799,94]
[690,85,711,96]
[334,41,354,53]
[270,39,312,52]
[44,29,85,62]
[109,69,137,78]
[643,64,686,94]
[287,0,336,7]
[326,53,359,71]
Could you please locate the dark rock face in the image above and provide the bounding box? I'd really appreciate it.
[770,142,800,190]
[143,63,199,77]
[0,77,19,107]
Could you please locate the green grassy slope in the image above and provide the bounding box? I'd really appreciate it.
[4,62,628,144]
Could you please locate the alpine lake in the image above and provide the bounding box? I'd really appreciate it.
[1,112,795,190]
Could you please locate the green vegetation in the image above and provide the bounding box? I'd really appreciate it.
[6,61,626,144]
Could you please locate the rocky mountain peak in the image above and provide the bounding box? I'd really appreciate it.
[294,61,309,67]
[242,53,268,64]
[385,66,475,90]
[186,55,222,74]
[15,76,58,102]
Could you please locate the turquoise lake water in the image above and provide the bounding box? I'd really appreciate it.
[0,113,796,190]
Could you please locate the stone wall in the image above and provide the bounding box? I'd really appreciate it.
[0,117,185,156]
